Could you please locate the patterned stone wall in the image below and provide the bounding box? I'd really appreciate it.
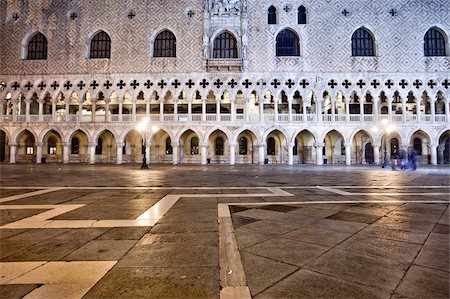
[1,0,448,76]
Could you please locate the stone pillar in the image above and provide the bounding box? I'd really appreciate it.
[216,101,220,121]
[12,101,17,122]
[288,143,294,165]
[244,98,249,122]
[116,142,123,165]
[105,101,110,122]
[65,101,70,122]
[9,143,17,164]
[317,99,322,122]
[62,142,70,164]
[315,142,324,165]
[36,142,43,164]
[159,101,164,122]
[188,101,192,121]
[78,103,83,122]
[118,102,123,122]
[288,96,293,122]
[373,143,380,165]
[132,102,137,122]
[345,99,350,122]
[437,144,445,165]
[229,144,236,165]
[231,100,235,122]
[302,100,307,122]
[258,144,265,165]
[146,101,150,118]
[174,101,178,121]
[51,102,56,122]
[388,100,392,121]
[25,100,30,122]
[345,143,351,165]
[259,98,264,122]
[202,101,206,122]
[38,101,44,122]
[145,140,151,164]
[430,144,437,165]
[274,97,278,123]
[331,99,336,122]
[402,100,407,123]
[431,99,435,123]
[172,143,179,165]
[89,142,96,164]
[91,101,96,122]
[373,99,379,121]
[201,144,208,165]
[416,100,421,123]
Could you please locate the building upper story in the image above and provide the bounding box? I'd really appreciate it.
[0,0,449,77]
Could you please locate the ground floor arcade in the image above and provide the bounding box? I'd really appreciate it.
[0,125,448,166]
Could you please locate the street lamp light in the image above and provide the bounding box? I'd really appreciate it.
[373,119,395,168]
[137,118,149,169]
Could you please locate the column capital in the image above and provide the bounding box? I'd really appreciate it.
[116,142,124,147]
[10,142,18,147]
[35,142,44,147]
[258,143,265,148]
[88,142,97,147]
[171,142,179,147]
[61,142,70,146]
[314,142,325,148]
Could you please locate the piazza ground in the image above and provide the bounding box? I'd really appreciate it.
[0,164,448,299]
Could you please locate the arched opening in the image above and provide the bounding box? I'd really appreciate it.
[265,130,287,164]
[424,27,447,57]
[351,27,375,56]
[43,130,63,163]
[208,130,228,163]
[438,131,450,164]
[0,130,9,163]
[95,130,116,163]
[150,129,173,163]
[268,6,277,24]
[16,130,36,163]
[179,130,201,164]
[323,130,345,164]
[276,29,300,56]
[236,130,258,164]
[213,31,238,58]
[122,130,142,164]
[90,31,111,59]
[293,130,316,164]
[27,32,48,60]
[69,130,89,163]
[154,30,176,57]
[352,130,374,164]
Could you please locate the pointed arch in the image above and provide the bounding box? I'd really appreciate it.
[424,27,448,57]
[268,5,277,24]
[213,31,238,58]
[276,28,300,56]
[27,32,48,60]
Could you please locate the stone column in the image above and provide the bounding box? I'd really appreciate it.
[437,144,445,164]
[216,101,220,121]
[315,142,324,165]
[146,101,150,118]
[244,98,249,122]
[91,101,96,122]
[317,99,322,122]
[288,96,293,122]
[259,98,264,122]
[38,101,43,122]
[416,100,421,123]
[202,101,206,122]
[402,99,407,123]
[288,143,294,166]
[78,103,83,122]
[172,142,179,165]
[302,100,307,122]
[201,144,208,165]
[12,101,17,122]
[89,142,96,164]
[373,143,380,165]
[188,101,192,121]
[105,100,110,122]
[387,99,392,121]
[274,97,278,123]
[25,100,30,122]
[258,144,265,165]
[345,143,351,165]
[431,98,435,123]
[116,142,123,165]
[430,144,437,165]
[36,142,43,164]
[230,100,235,122]
[229,144,236,165]
[51,101,56,122]
[132,102,137,122]
[345,98,350,122]
[174,101,178,121]
[331,99,336,122]
[145,140,151,164]
[62,142,70,164]
[9,143,17,164]
[65,101,70,122]
[373,99,379,122]
[118,102,123,122]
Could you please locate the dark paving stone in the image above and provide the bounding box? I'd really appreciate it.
[2,228,69,242]
[393,265,449,299]
[2,240,88,262]
[305,249,408,292]
[282,227,352,247]
[150,222,218,233]
[257,205,299,213]
[0,284,41,299]
[0,229,30,240]
[0,240,41,259]
[432,224,449,234]
[256,269,389,299]
[358,225,429,244]
[234,227,276,249]
[52,228,109,241]
[424,232,450,249]
[0,209,50,226]
[326,211,381,224]
[241,252,297,296]
[245,237,329,267]
[63,240,137,261]
[84,267,219,299]
[229,205,252,214]
[287,207,339,218]
[0,189,40,198]
[337,234,421,264]
[373,217,437,233]
[414,246,449,272]
[308,218,367,234]
[97,227,151,240]
[231,215,260,228]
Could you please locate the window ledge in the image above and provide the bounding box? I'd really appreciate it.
[207,58,242,71]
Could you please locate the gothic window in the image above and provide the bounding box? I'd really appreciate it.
[413,138,422,155]
[276,29,300,56]
[71,137,80,154]
[27,32,48,60]
[48,137,57,155]
[154,30,176,57]
[213,32,238,58]
[215,137,224,155]
[351,28,375,57]
[190,137,199,155]
[239,137,248,155]
[25,136,34,155]
[95,138,103,155]
[166,137,173,154]
[267,137,276,155]
[298,6,307,24]
[90,31,111,59]
[268,6,277,24]
[424,27,447,56]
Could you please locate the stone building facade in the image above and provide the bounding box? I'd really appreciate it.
[0,0,449,165]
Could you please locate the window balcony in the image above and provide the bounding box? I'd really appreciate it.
[206,58,243,71]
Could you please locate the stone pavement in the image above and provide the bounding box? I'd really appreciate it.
[0,164,448,299]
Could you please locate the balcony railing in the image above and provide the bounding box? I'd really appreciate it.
[435,115,446,122]
[292,114,303,122]
[278,114,289,122]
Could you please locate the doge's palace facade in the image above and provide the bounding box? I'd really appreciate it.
[0,0,449,165]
